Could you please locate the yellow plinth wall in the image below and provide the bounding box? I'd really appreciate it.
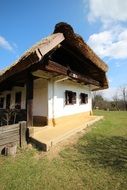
[48,111,91,127]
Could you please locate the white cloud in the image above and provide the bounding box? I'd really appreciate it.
[0,36,13,51]
[85,0,127,60]
[88,27,127,59]
[93,87,117,100]
[88,0,127,24]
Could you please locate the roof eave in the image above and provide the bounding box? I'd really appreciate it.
[0,33,65,84]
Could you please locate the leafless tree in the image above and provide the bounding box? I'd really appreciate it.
[92,92,106,109]
[112,92,119,111]
[120,85,127,111]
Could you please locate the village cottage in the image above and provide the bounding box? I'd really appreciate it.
[0,23,108,150]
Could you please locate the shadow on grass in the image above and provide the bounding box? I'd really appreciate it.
[77,135,127,172]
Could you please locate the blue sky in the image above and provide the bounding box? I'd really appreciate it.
[0,0,127,99]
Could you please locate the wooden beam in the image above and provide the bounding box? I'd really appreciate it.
[61,46,104,78]
[44,60,100,86]
[44,60,68,75]
[69,72,100,86]
[38,33,65,56]
[26,74,33,127]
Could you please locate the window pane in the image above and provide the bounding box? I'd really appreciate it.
[0,97,4,108]
[15,92,22,109]
[65,90,76,105]
[6,94,11,109]
[80,93,88,104]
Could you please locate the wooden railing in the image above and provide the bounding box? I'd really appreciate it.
[0,121,27,156]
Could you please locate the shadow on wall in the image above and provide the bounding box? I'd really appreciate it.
[77,135,127,172]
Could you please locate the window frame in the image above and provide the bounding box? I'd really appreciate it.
[65,90,77,105]
[80,93,88,104]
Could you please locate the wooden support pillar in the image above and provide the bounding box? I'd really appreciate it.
[19,121,27,148]
[26,74,33,127]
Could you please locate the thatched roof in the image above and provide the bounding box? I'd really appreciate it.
[54,22,108,72]
[0,33,65,85]
[0,33,64,80]
[0,22,108,90]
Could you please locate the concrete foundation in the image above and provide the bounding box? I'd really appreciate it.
[29,115,103,151]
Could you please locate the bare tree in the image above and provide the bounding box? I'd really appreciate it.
[92,92,106,109]
[120,85,127,111]
[112,92,119,111]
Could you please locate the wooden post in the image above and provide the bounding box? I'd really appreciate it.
[19,121,27,148]
[5,143,17,156]
[26,73,33,127]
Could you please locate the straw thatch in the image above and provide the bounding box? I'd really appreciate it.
[0,33,64,84]
[0,22,108,90]
[54,22,108,72]
[0,33,64,77]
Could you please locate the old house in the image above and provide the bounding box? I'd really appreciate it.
[0,23,108,149]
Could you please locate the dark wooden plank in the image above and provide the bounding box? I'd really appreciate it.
[45,60,68,75]
[0,124,19,131]
[44,60,100,86]
[0,131,19,139]
[0,123,19,148]
[0,122,27,151]
[26,74,33,126]
[69,72,100,86]
[0,135,19,143]
[0,136,19,146]
[0,127,19,133]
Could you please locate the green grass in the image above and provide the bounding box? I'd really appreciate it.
[0,111,127,190]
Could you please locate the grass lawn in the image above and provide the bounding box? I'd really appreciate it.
[0,111,127,190]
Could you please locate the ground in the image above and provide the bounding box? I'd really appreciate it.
[0,110,127,190]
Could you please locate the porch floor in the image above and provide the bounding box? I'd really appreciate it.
[30,115,103,151]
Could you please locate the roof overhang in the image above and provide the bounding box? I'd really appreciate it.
[54,23,108,73]
[0,33,65,85]
[0,22,108,91]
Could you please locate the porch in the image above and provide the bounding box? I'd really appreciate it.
[29,115,103,151]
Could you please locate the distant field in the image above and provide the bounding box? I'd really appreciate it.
[0,111,127,190]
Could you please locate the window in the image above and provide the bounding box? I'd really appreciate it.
[6,94,11,109]
[80,93,88,104]
[15,92,22,109]
[0,97,4,108]
[65,90,76,105]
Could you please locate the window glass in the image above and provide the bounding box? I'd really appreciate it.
[80,93,88,104]
[0,97,4,108]
[65,90,76,105]
[6,94,11,109]
[15,92,22,109]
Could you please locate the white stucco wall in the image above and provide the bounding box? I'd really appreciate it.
[0,86,26,109]
[48,79,92,119]
[33,78,48,117]
[0,77,92,120]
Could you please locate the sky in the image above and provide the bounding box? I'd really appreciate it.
[0,0,127,99]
